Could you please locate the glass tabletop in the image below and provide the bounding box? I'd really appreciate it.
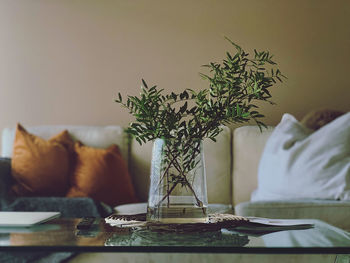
[0,218,350,253]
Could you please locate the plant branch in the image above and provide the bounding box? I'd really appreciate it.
[116,37,286,211]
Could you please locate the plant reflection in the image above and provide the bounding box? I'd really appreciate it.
[105,228,249,247]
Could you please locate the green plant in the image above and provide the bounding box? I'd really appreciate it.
[115,38,285,208]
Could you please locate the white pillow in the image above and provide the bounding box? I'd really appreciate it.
[251,113,350,201]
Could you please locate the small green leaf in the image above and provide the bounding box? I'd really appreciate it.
[141,79,148,89]
[224,36,242,54]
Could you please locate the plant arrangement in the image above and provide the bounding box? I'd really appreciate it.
[115,38,285,219]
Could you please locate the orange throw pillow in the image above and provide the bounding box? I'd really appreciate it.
[11,124,74,196]
[66,142,138,207]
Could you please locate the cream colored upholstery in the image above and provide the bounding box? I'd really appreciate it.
[114,202,233,215]
[129,124,274,207]
[1,125,129,162]
[232,126,350,231]
[1,124,232,205]
[232,126,274,206]
[2,124,348,263]
[129,126,232,204]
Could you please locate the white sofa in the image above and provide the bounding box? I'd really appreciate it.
[2,124,350,231]
[1,126,350,263]
[2,124,348,263]
[119,125,350,231]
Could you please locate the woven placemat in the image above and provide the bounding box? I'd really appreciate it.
[105,213,249,233]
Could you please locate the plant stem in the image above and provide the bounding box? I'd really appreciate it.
[156,181,178,207]
[169,148,203,208]
[154,150,181,193]
[166,169,170,208]
[154,138,198,192]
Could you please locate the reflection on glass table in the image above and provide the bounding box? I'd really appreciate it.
[104,219,350,249]
[0,218,349,253]
[105,229,249,247]
[260,219,350,247]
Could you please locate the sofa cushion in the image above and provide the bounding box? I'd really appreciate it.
[232,126,274,206]
[114,202,233,215]
[129,126,232,204]
[1,125,128,163]
[252,113,350,201]
[235,200,350,231]
[114,202,147,214]
[11,124,73,196]
[66,142,138,207]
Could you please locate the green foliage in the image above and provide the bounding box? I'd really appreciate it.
[115,38,285,206]
[115,38,285,146]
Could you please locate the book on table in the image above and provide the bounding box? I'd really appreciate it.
[0,212,61,227]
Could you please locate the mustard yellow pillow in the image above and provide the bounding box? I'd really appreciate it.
[11,124,74,196]
[66,142,138,206]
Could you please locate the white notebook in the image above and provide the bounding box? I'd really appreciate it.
[0,212,61,227]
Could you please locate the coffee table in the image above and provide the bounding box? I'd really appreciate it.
[0,218,349,256]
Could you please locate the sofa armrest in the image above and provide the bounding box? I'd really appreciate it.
[0,158,13,202]
[0,158,113,217]
[232,126,274,206]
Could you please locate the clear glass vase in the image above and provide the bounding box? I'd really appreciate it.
[146,138,208,223]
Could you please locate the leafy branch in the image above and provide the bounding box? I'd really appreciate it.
[115,38,285,208]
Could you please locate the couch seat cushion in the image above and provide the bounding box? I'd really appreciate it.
[235,200,350,231]
[129,126,232,204]
[114,202,233,215]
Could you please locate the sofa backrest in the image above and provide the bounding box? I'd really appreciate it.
[129,126,233,204]
[232,126,274,206]
[1,124,275,207]
[1,125,233,205]
[1,125,129,162]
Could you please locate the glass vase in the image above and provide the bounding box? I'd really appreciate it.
[147,138,208,223]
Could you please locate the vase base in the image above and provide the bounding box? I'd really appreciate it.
[147,205,208,223]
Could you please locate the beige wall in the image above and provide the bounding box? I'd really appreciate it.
[0,0,349,144]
